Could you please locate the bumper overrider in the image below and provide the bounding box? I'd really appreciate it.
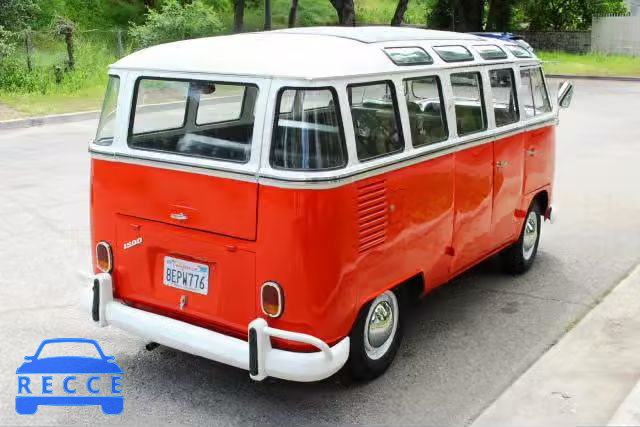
[88,273,349,382]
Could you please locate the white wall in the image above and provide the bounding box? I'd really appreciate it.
[592,15,640,55]
[624,0,640,15]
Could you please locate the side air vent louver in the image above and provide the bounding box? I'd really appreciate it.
[357,180,388,252]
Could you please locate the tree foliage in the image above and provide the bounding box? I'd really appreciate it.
[428,0,628,31]
[129,0,224,48]
[0,25,15,61]
[0,0,39,31]
[520,0,628,31]
[428,0,485,31]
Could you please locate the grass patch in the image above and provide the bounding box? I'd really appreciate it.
[0,85,105,117]
[538,51,640,77]
[0,34,115,119]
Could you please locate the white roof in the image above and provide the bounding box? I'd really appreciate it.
[111,26,538,80]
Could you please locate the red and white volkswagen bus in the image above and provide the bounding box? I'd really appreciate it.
[88,26,573,382]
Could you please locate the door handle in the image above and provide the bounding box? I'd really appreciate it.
[526,148,537,157]
[496,161,509,169]
[170,212,188,221]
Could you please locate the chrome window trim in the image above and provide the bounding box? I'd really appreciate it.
[92,65,556,190]
[92,115,556,189]
[89,150,259,184]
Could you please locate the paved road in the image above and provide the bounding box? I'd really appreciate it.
[0,79,639,425]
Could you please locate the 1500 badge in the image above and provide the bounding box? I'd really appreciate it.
[123,237,143,250]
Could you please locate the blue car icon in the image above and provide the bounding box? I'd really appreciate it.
[16,338,123,415]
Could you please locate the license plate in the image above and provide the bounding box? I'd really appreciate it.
[163,256,209,295]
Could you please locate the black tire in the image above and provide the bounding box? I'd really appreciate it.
[501,202,542,274]
[346,290,403,382]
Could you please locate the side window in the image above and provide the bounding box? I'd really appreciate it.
[531,68,552,114]
[520,68,551,118]
[95,75,120,146]
[404,76,448,147]
[348,81,404,161]
[519,69,535,118]
[129,78,258,163]
[489,68,519,127]
[451,72,486,136]
[270,88,346,170]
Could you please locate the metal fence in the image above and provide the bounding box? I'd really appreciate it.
[592,14,640,56]
[5,28,126,74]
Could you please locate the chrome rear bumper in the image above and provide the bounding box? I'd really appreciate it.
[88,273,349,382]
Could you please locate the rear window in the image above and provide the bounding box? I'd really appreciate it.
[270,87,347,170]
[129,78,258,163]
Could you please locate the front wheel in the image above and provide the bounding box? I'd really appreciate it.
[347,290,402,382]
[501,203,542,274]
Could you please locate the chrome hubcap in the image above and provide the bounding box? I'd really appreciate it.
[364,291,398,360]
[522,211,538,260]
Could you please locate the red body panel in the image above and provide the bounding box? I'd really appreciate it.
[492,133,525,246]
[90,126,555,349]
[524,127,555,195]
[451,144,494,274]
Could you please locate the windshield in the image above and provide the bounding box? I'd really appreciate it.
[36,341,102,359]
[95,75,120,146]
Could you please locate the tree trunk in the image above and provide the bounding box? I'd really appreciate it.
[63,27,75,70]
[329,0,356,26]
[288,0,299,27]
[486,0,512,31]
[264,0,272,30]
[391,0,409,26]
[458,0,484,31]
[234,0,245,33]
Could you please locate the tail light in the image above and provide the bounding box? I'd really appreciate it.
[261,281,283,318]
[96,241,113,273]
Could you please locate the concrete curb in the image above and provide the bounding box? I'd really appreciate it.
[547,74,640,82]
[471,263,640,427]
[608,377,640,426]
[0,110,100,130]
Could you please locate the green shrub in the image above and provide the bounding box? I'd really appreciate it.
[0,34,113,94]
[0,26,16,61]
[129,0,225,49]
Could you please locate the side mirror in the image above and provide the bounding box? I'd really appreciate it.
[557,81,574,109]
[24,356,34,361]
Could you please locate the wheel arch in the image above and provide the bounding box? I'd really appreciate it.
[353,271,425,327]
[532,190,549,215]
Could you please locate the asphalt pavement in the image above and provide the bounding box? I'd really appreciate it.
[0,79,639,425]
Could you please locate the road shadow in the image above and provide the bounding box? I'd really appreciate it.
[105,251,572,424]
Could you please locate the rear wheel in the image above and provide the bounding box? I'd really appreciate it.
[501,202,541,274]
[347,290,402,381]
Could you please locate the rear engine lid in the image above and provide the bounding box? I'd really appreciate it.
[113,214,256,334]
